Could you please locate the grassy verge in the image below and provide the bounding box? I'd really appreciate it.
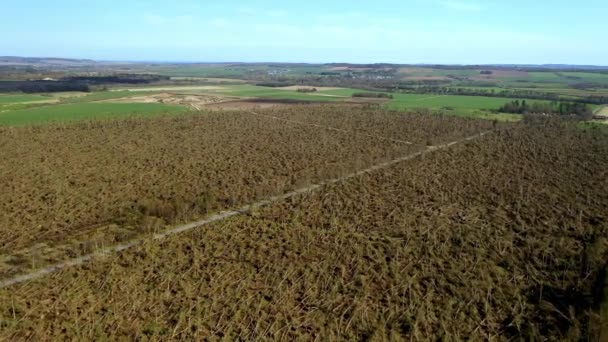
[0,102,186,126]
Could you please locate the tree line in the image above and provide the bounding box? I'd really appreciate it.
[499,100,592,119]
[352,92,393,99]
[398,86,608,105]
[0,74,169,93]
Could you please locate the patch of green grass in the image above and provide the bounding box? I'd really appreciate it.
[316,88,362,96]
[594,105,608,116]
[385,94,528,111]
[62,91,163,103]
[206,85,339,102]
[579,121,608,133]
[0,94,51,104]
[0,103,186,126]
[528,71,608,84]
[441,109,522,122]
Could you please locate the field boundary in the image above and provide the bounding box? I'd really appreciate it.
[0,130,492,288]
[594,105,608,116]
[248,111,414,145]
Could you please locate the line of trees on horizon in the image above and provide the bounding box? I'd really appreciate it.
[499,100,592,119]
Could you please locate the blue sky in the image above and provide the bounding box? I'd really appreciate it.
[2,0,606,64]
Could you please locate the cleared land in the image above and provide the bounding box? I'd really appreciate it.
[112,86,227,92]
[0,102,185,126]
[0,107,496,277]
[0,120,606,340]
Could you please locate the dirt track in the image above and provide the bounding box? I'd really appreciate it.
[106,93,237,109]
[0,130,491,288]
[112,86,226,92]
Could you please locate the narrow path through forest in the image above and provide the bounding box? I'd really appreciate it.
[0,128,492,288]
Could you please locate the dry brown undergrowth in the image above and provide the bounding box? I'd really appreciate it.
[1,119,605,340]
[0,107,494,277]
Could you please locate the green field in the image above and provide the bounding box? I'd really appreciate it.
[202,85,342,101]
[385,93,536,111]
[0,103,185,126]
[61,90,164,103]
[0,94,52,104]
[0,77,593,126]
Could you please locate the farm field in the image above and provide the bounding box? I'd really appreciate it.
[0,102,185,126]
[397,68,608,87]
[385,93,539,111]
[595,105,608,117]
[60,90,166,103]
[0,94,51,104]
[3,76,604,126]
[128,84,539,113]
[0,82,539,125]
[0,107,498,277]
[1,118,606,340]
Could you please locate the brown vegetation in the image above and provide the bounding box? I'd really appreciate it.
[0,120,606,340]
[0,106,493,277]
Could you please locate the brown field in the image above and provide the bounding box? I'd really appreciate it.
[204,99,315,110]
[0,106,493,277]
[473,69,530,80]
[112,86,227,92]
[1,120,606,340]
[402,76,453,81]
[276,85,341,91]
[397,67,437,74]
[169,77,247,83]
[107,92,236,109]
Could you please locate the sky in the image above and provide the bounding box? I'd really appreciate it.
[1,0,606,65]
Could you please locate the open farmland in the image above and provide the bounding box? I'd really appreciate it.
[0,102,185,126]
[386,93,539,111]
[2,80,574,126]
[0,118,606,340]
[0,106,497,278]
[0,94,51,104]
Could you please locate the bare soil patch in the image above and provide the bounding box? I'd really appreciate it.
[328,66,374,72]
[205,100,288,111]
[397,67,436,74]
[113,86,227,92]
[401,76,452,81]
[473,69,529,80]
[107,93,236,109]
[169,77,246,83]
[276,85,341,91]
[205,99,323,111]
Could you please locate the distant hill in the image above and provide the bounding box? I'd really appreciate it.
[1,56,607,70]
[0,56,96,66]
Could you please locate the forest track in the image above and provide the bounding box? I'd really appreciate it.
[0,129,492,288]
